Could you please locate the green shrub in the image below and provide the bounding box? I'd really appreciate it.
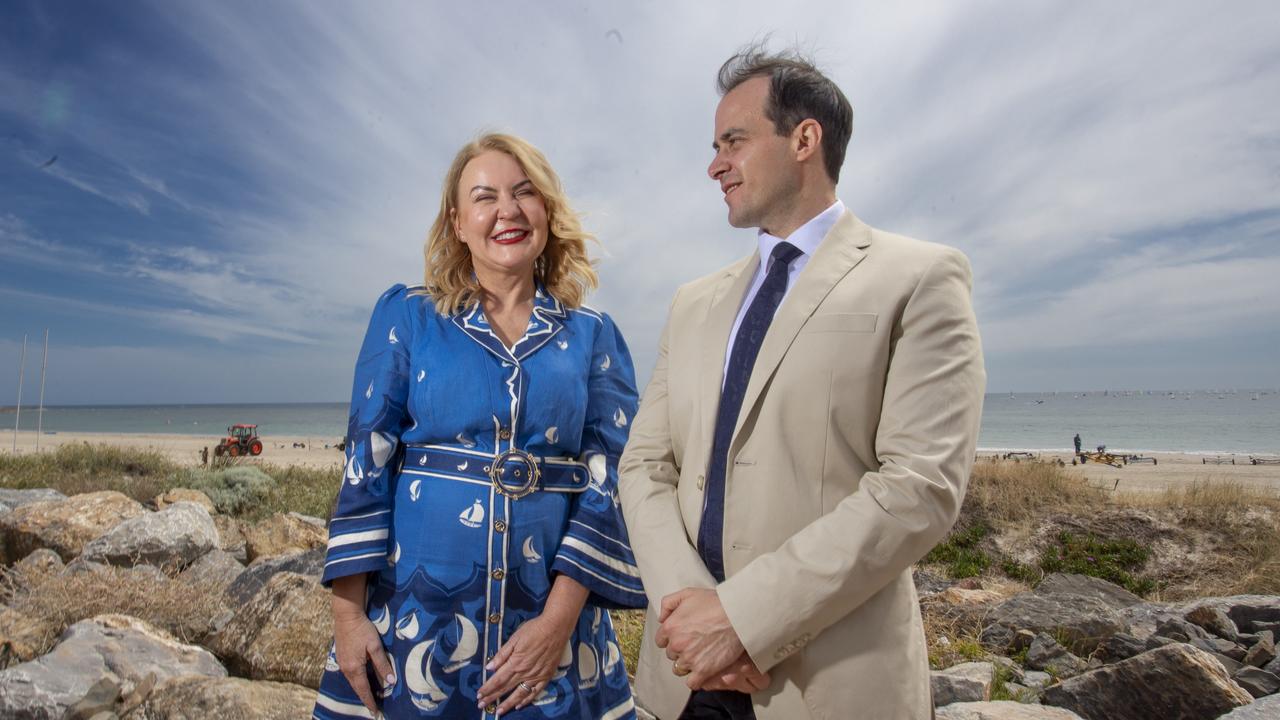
[1038,531,1155,595]
[926,521,994,578]
[176,466,276,516]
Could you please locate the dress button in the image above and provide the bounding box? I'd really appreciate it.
[697,474,705,489]
[489,612,501,624]
[499,428,512,440]
[486,703,497,714]
[492,568,505,580]
[494,520,507,533]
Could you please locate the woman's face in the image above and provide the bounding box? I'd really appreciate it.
[452,150,549,282]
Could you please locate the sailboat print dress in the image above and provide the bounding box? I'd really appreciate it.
[313,285,645,720]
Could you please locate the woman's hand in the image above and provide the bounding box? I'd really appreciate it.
[331,574,394,716]
[476,614,574,714]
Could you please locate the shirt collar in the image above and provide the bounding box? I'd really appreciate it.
[757,199,845,266]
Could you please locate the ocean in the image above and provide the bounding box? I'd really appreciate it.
[2,390,1278,455]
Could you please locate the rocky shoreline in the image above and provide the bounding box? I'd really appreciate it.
[1,486,1278,719]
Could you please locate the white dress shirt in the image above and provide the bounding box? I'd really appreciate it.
[723,199,845,377]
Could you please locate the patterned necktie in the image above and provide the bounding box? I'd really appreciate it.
[698,241,803,582]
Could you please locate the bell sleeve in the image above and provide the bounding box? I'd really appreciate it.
[550,312,647,609]
[321,284,414,586]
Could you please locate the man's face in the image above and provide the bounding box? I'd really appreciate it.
[707,76,800,232]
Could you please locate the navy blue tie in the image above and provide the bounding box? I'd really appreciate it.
[698,241,803,582]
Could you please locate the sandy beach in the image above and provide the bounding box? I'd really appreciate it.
[3,430,1278,495]
[1,430,345,470]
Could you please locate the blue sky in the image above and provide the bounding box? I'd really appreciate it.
[2,1,1278,405]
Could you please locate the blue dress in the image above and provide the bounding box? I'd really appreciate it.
[314,285,645,720]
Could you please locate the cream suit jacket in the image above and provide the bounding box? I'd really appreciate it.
[618,210,986,720]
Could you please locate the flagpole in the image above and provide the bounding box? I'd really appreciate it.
[13,334,27,452]
[36,329,48,452]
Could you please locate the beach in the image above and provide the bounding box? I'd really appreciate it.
[5,430,1279,495]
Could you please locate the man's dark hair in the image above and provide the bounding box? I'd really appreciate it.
[717,43,853,184]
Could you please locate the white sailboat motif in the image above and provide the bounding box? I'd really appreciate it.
[325,644,340,672]
[587,453,608,484]
[388,326,399,344]
[552,641,573,680]
[544,426,559,444]
[406,640,447,711]
[523,536,542,563]
[556,339,569,350]
[459,500,485,528]
[456,432,476,448]
[600,354,611,371]
[345,455,364,486]
[389,542,401,566]
[613,408,628,428]
[443,613,479,672]
[577,642,600,689]
[417,369,426,382]
[365,381,374,400]
[457,461,469,471]
[604,640,621,674]
[409,479,422,502]
[396,611,421,640]
[371,604,391,636]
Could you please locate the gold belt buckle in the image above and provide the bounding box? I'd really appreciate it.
[489,449,541,499]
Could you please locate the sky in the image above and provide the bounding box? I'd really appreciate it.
[2,1,1278,405]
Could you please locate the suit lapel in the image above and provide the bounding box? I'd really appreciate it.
[697,254,758,451]
[732,211,872,442]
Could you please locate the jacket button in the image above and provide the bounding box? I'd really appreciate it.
[489,613,501,624]
[697,475,705,489]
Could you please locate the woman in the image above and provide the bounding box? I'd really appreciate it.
[313,134,644,720]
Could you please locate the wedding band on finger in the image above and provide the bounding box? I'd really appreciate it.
[518,681,535,693]
[673,662,692,677]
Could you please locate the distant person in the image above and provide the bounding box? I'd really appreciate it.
[200,446,209,467]
[618,44,985,720]
[314,133,645,719]
[1074,433,1082,454]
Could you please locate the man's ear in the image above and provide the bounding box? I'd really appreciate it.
[793,119,823,164]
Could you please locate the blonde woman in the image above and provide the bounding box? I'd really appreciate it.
[314,134,644,720]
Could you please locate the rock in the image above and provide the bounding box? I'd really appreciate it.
[79,502,217,570]
[1097,632,1146,662]
[1186,605,1240,643]
[914,567,953,597]
[1022,671,1053,690]
[1264,654,1280,676]
[0,488,66,509]
[1216,653,1245,675]
[1040,643,1253,720]
[1115,601,1181,640]
[1144,635,1177,650]
[206,571,331,688]
[1233,666,1280,698]
[13,548,63,575]
[0,491,146,564]
[932,662,994,706]
[1027,633,1088,678]
[982,593,1123,654]
[991,655,1025,684]
[134,675,317,718]
[1218,693,1280,719]
[1191,596,1280,634]
[1036,573,1144,610]
[0,614,225,719]
[212,515,247,564]
[940,587,1008,607]
[1156,617,1247,658]
[935,701,1085,719]
[153,488,216,515]
[242,512,327,562]
[0,501,8,515]
[0,607,58,670]
[177,549,245,597]
[223,548,324,606]
[1244,630,1275,668]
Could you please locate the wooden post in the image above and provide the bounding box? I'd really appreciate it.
[36,329,48,452]
[13,334,27,452]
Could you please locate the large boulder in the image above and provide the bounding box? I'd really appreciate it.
[224,548,324,606]
[931,662,994,707]
[1026,633,1089,678]
[1218,693,1280,719]
[936,702,1085,719]
[178,549,245,597]
[78,502,218,570]
[135,675,317,718]
[1186,596,1280,635]
[1186,604,1241,643]
[212,514,248,563]
[0,489,66,509]
[0,614,225,719]
[242,512,327,562]
[982,594,1124,655]
[1244,630,1275,668]
[1041,643,1253,720]
[0,491,146,563]
[206,571,332,688]
[1035,573,1143,610]
[1232,666,1280,698]
[0,607,58,670]
[152,488,216,514]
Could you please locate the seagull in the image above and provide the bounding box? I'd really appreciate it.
[38,155,58,169]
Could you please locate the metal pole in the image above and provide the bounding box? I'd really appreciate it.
[13,334,27,452]
[36,329,48,452]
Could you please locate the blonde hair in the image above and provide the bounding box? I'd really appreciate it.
[421,133,599,314]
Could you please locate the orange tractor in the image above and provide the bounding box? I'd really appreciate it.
[215,424,263,457]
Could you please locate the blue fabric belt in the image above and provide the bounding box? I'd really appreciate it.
[401,444,591,495]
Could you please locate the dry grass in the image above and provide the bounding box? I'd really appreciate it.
[0,562,230,659]
[0,443,177,502]
[610,608,645,679]
[964,458,1108,525]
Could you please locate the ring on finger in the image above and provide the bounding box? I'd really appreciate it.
[673,662,692,677]
[518,680,535,693]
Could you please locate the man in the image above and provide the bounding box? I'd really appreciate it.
[1074,433,1083,455]
[619,44,985,719]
